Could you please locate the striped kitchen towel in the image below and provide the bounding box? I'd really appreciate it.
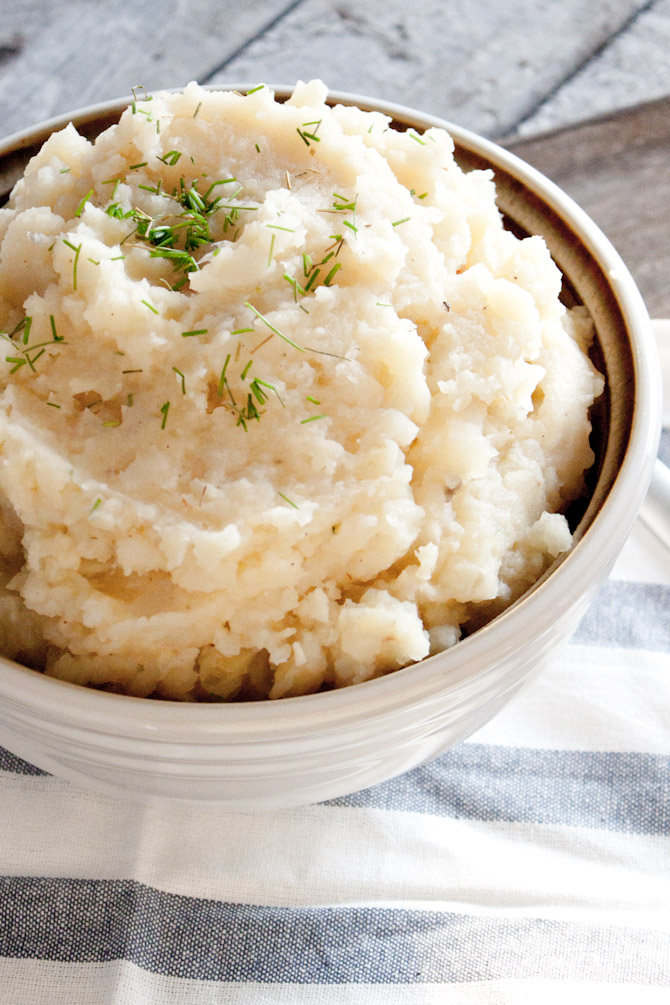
[0,344,668,1002]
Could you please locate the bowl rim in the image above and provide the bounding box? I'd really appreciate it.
[0,84,661,736]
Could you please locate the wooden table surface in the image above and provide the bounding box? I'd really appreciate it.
[1,0,669,316]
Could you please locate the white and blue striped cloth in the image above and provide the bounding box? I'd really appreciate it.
[1,333,668,1003]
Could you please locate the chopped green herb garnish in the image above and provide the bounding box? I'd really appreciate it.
[392,217,410,227]
[160,401,170,428]
[255,143,261,153]
[49,315,63,342]
[278,492,299,509]
[297,120,322,147]
[172,367,186,394]
[181,328,207,338]
[129,162,148,170]
[240,360,253,380]
[267,232,276,267]
[323,263,341,286]
[304,269,320,292]
[218,354,231,397]
[306,395,320,404]
[122,369,143,374]
[91,498,102,514]
[5,356,27,374]
[156,150,183,166]
[62,240,82,290]
[408,130,426,145]
[245,302,304,352]
[75,189,94,217]
[138,180,164,196]
[60,167,71,174]
[300,414,326,424]
[141,299,158,314]
[246,84,265,94]
[46,401,61,408]
[193,102,202,119]
[127,393,134,406]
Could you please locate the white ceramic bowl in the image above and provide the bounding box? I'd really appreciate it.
[0,89,661,808]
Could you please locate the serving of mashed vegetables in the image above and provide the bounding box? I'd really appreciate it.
[0,81,603,700]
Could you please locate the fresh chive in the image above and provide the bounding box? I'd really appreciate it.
[129,162,148,170]
[241,360,253,380]
[102,178,121,197]
[193,101,202,119]
[156,150,182,166]
[278,492,299,509]
[300,414,326,424]
[49,315,64,342]
[265,224,296,232]
[59,167,71,174]
[231,327,254,336]
[323,263,341,286]
[138,181,164,195]
[245,302,304,352]
[408,130,426,145]
[267,232,276,267]
[127,393,134,406]
[255,143,261,153]
[203,178,236,200]
[91,498,102,514]
[122,369,143,374]
[306,395,320,404]
[75,189,94,217]
[181,328,207,338]
[141,299,158,314]
[103,420,121,427]
[283,273,307,301]
[62,240,82,290]
[172,367,186,394]
[46,401,61,408]
[27,348,45,368]
[160,401,170,428]
[246,84,265,94]
[218,354,231,397]
[5,356,27,374]
[303,268,320,292]
[392,217,410,227]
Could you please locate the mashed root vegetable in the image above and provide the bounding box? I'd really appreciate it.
[0,81,603,700]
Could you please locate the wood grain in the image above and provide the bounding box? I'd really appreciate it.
[506,96,670,317]
[207,0,650,137]
[0,0,653,143]
[0,0,297,141]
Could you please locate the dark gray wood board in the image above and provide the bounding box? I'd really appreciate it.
[505,96,670,318]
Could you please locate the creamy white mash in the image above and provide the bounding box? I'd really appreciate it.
[0,81,603,699]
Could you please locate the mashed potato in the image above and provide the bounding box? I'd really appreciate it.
[0,81,603,700]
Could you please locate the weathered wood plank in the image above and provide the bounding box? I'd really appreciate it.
[506,97,670,317]
[515,0,670,135]
[0,0,298,141]
[207,0,650,137]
